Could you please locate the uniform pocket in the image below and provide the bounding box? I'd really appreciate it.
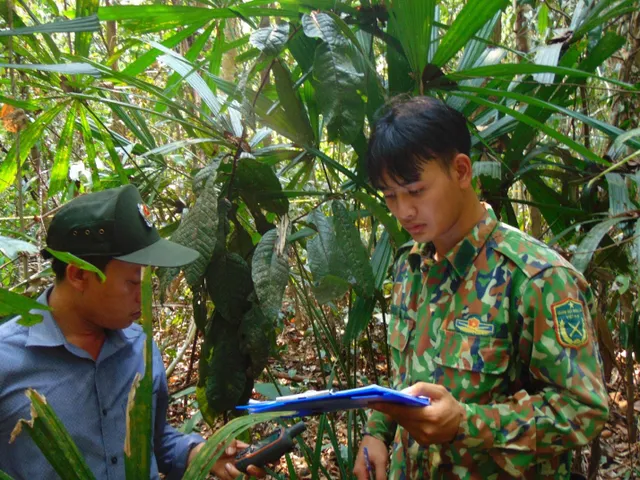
[434,330,510,374]
[388,306,416,352]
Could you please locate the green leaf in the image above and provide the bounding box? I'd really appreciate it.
[97,5,231,32]
[49,103,78,197]
[572,217,629,273]
[250,23,289,55]
[77,106,100,189]
[452,92,610,166]
[10,389,96,480]
[0,62,101,75]
[312,275,351,305]
[182,412,281,480]
[351,191,405,248]
[253,382,293,400]
[75,0,99,57]
[0,288,49,323]
[605,173,633,216]
[271,59,315,145]
[302,12,365,143]
[0,14,99,36]
[388,0,437,79]
[165,173,219,287]
[0,469,15,479]
[332,201,375,299]
[473,161,502,180]
[0,102,67,193]
[236,156,289,216]
[0,235,38,260]
[252,228,290,322]
[371,230,393,291]
[344,295,375,343]
[538,3,549,36]
[122,22,207,77]
[203,318,251,413]
[432,0,509,67]
[124,267,153,480]
[238,303,273,376]
[45,248,106,282]
[205,252,253,322]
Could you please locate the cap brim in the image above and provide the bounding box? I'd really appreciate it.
[114,239,200,267]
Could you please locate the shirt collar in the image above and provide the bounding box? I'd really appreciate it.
[408,203,499,278]
[25,287,67,348]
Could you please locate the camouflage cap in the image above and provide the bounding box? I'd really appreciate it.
[44,185,198,267]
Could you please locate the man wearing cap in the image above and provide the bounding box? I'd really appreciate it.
[0,185,260,480]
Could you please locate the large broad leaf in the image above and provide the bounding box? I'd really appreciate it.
[205,252,253,323]
[238,303,273,378]
[10,389,95,480]
[252,228,290,322]
[250,23,289,56]
[204,320,251,413]
[0,289,49,327]
[605,173,634,216]
[235,156,289,216]
[164,173,219,287]
[0,235,38,260]
[0,102,67,193]
[271,59,315,145]
[0,14,99,37]
[312,275,351,305]
[572,217,630,273]
[331,201,375,299]
[49,103,78,197]
[124,267,153,480]
[302,12,365,143]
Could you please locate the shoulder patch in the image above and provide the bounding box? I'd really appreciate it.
[552,298,588,348]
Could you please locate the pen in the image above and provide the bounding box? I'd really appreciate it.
[364,447,374,480]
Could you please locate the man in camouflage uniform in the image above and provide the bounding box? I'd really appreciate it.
[353,97,609,479]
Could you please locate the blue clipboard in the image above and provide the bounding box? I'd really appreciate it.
[236,385,430,416]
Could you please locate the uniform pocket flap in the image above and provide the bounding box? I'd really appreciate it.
[434,330,510,374]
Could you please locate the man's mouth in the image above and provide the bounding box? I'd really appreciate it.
[405,224,426,234]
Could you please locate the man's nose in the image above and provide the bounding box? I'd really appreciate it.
[396,196,416,221]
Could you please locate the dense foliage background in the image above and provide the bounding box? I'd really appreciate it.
[1,0,639,477]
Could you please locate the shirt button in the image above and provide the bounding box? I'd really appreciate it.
[111,456,118,465]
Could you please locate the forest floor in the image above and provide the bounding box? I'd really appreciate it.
[157,302,640,480]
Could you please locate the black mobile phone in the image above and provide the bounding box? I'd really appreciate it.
[234,422,306,473]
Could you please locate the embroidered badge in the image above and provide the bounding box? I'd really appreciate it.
[552,298,587,348]
[453,316,495,336]
[137,203,153,228]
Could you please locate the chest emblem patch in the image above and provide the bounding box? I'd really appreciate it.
[453,316,495,336]
[552,298,588,348]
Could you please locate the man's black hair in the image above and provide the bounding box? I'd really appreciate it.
[366,96,471,189]
[49,256,112,283]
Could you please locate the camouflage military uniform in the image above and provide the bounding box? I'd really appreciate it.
[366,205,609,479]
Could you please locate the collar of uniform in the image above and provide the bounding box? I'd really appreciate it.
[444,203,498,278]
[25,287,67,348]
[406,204,498,277]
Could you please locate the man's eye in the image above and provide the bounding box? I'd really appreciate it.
[383,192,396,199]
[408,188,424,196]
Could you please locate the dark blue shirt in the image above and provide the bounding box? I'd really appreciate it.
[0,288,204,479]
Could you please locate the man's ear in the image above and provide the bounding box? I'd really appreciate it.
[65,264,89,292]
[452,153,473,188]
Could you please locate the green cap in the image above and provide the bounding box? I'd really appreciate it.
[45,185,199,267]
